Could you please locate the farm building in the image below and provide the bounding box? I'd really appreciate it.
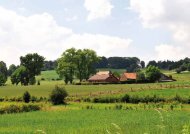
[120,72,137,82]
[159,73,176,82]
[88,71,119,83]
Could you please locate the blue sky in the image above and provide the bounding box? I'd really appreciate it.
[0,0,189,66]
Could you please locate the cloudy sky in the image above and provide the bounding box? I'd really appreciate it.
[0,0,189,66]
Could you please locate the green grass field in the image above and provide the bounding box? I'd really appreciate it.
[1,69,190,133]
[1,104,190,134]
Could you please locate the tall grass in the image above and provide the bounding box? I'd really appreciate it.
[0,109,190,134]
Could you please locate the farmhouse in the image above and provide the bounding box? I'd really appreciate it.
[120,72,137,82]
[88,71,119,83]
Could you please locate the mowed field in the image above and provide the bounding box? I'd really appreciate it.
[1,70,190,133]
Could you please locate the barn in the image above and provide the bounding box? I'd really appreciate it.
[88,71,119,83]
[120,72,137,82]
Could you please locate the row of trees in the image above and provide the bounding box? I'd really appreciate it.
[10,53,45,86]
[95,57,145,72]
[56,48,99,84]
[41,57,145,72]
[147,58,190,71]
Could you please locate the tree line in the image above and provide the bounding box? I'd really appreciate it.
[0,53,45,86]
[147,58,190,73]
[1,47,190,86]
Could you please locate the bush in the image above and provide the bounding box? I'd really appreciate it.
[0,104,41,114]
[23,91,31,103]
[37,81,40,85]
[50,86,68,105]
[121,94,130,103]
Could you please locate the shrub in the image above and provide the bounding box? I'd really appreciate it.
[31,96,37,102]
[121,94,130,103]
[0,104,41,114]
[50,86,68,105]
[23,91,31,103]
[37,81,40,85]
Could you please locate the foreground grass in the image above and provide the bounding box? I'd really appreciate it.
[0,107,190,134]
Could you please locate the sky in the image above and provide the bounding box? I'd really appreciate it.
[0,0,189,66]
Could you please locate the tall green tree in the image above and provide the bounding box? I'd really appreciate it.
[20,53,45,85]
[75,49,99,82]
[145,65,161,82]
[57,48,99,83]
[11,65,29,85]
[0,61,7,86]
[57,48,77,84]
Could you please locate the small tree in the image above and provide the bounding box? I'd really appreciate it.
[145,65,161,82]
[23,91,31,103]
[50,86,68,105]
[137,71,146,81]
[0,61,8,86]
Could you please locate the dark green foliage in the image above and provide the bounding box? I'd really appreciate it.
[147,60,157,67]
[29,77,36,85]
[50,86,68,105]
[137,71,146,81]
[96,57,141,71]
[37,81,40,85]
[179,64,187,71]
[42,60,57,71]
[0,61,8,86]
[11,66,29,85]
[92,97,120,103]
[187,63,190,71]
[145,65,161,82]
[140,61,145,68]
[31,96,37,102]
[20,53,45,85]
[121,94,130,102]
[23,91,31,103]
[57,48,100,83]
[8,64,18,76]
[94,56,108,68]
[146,57,190,70]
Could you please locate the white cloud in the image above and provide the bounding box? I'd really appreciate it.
[130,0,190,60]
[65,34,132,56]
[155,44,185,61]
[84,0,114,21]
[0,6,132,66]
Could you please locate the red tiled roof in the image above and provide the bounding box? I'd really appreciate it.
[88,74,110,81]
[123,73,137,80]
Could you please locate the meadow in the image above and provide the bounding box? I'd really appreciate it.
[1,103,190,134]
[0,69,190,133]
